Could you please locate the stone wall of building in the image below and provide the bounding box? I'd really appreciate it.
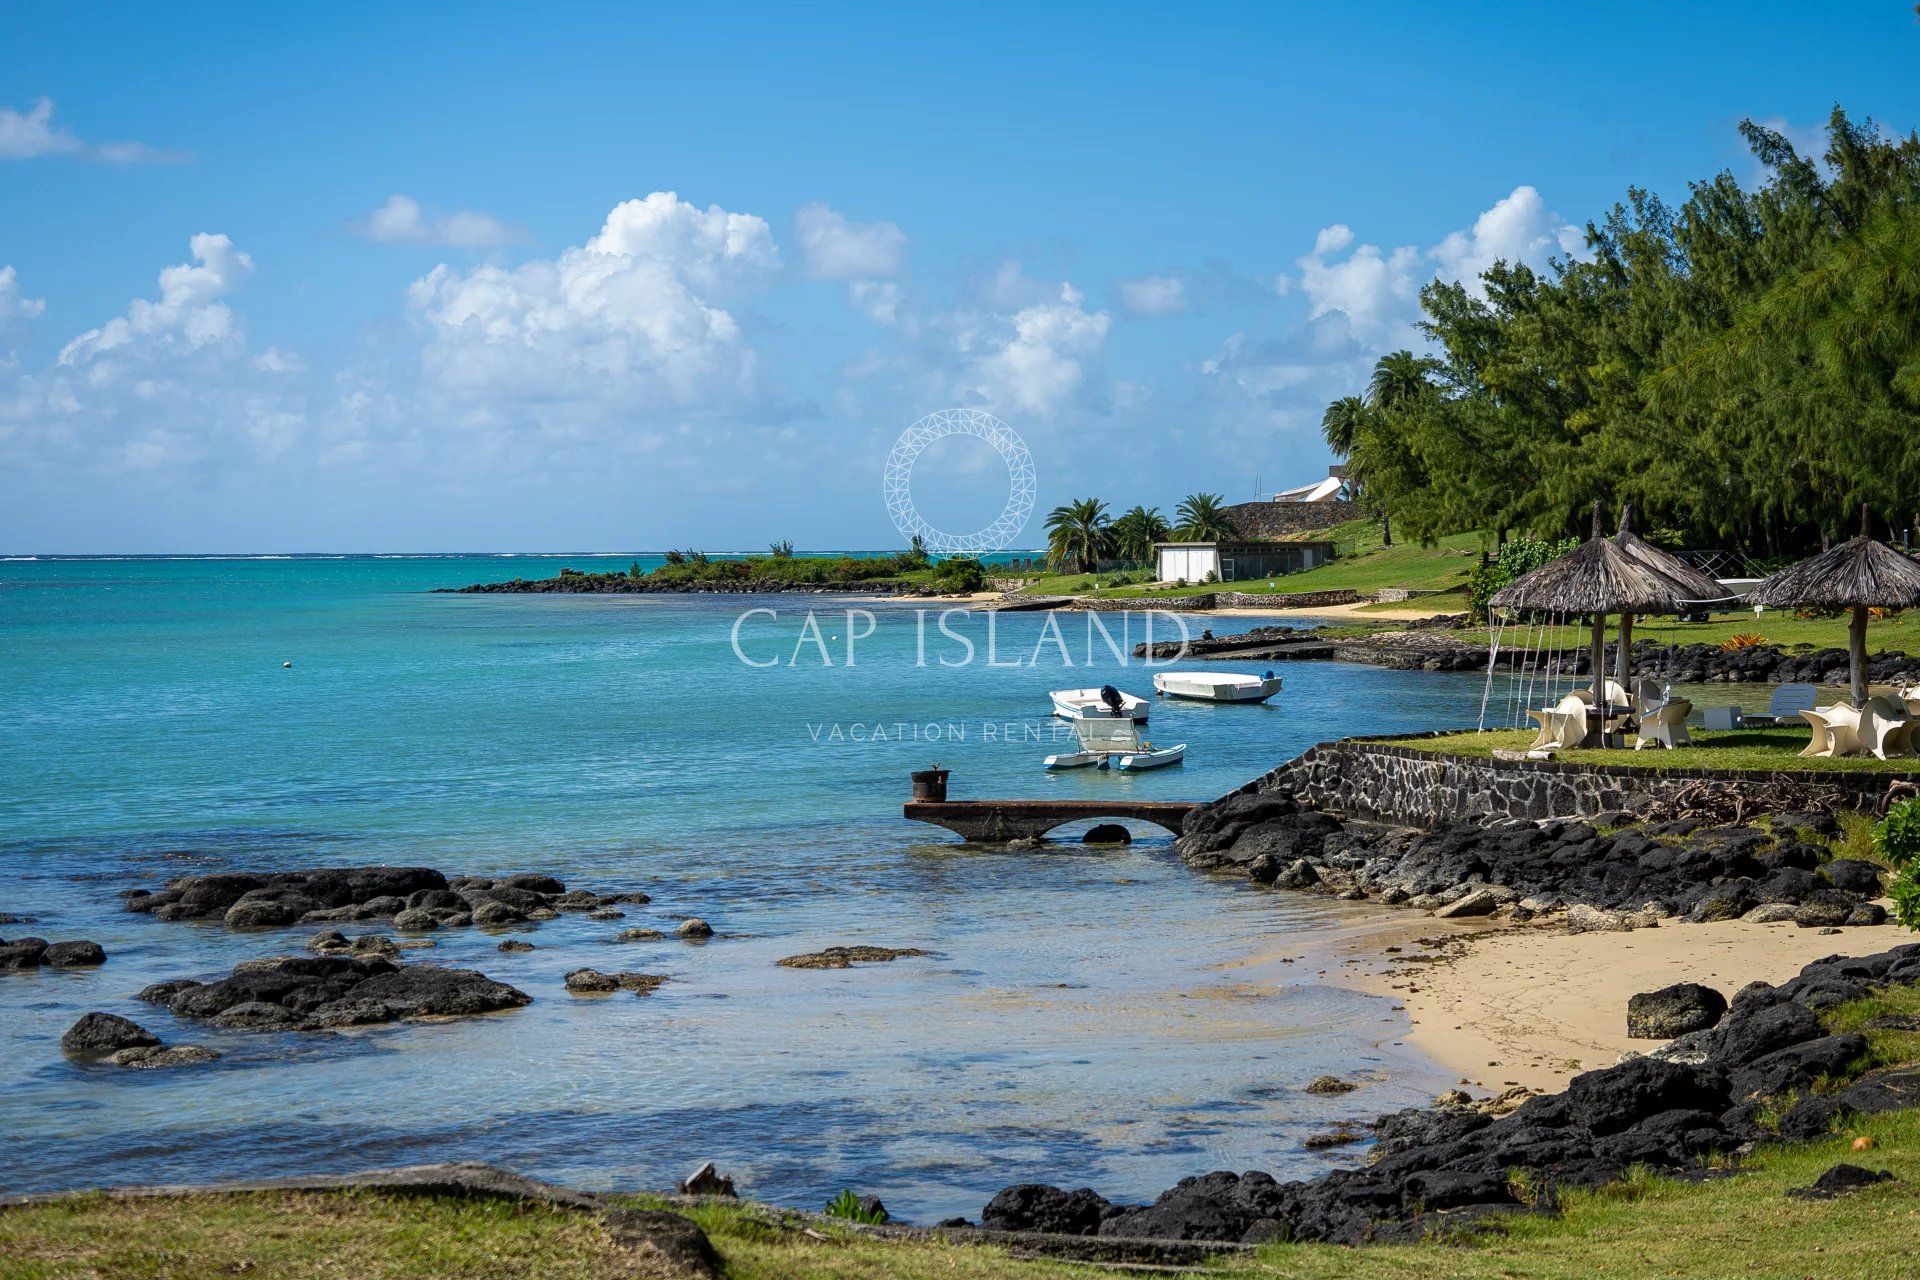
[1221,500,1355,539]
[1230,734,1910,825]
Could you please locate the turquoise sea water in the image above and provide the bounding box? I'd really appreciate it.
[0,556,1487,1219]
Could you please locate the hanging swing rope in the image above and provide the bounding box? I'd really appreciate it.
[1478,612,1507,732]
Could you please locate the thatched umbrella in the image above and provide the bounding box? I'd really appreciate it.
[1489,503,1726,742]
[1745,510,1920,709]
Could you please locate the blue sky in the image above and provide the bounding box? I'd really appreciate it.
[1,2,1914,552]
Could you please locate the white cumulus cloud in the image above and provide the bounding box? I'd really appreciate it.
[397,191,780,432]
[60,234,253,367]
[1290,186,1581,344]
[0,266,46,326]
[1429,185,1584,290]
[353,194,522,249]
[2,234,303,474]
[965,282,1110,415]
[794,203,907,280]
[1118,274,1188,317]
[0,97,184,164]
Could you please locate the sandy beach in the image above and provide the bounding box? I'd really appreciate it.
[1338,916,1896,1094]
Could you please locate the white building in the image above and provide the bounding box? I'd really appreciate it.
[1154,539,1335,585]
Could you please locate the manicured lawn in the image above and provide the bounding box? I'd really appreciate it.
[1454,610,1920,656]
[1016,520,1489,602]
[1377,726,1920,773]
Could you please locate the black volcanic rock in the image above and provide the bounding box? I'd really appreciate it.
[982,942,1920,1245]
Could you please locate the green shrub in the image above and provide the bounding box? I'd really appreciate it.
[823,1189,888,1224]
[1873,798,1920,869]
[1890,862,1920,932]
[1467,535,1581,623]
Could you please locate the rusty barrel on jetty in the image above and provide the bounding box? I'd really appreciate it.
[910,768,950,802]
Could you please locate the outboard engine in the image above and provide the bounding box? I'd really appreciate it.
[1099,684,1125,716]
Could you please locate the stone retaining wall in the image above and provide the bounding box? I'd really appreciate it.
[1234,733,1916,824]
[1217,589,1359,609]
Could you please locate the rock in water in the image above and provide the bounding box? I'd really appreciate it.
[676,919,714,940]
[565,969,666,996]
[111,1045,221,1069]
[1786,1163,1894,1200]
[61,1012,160,1055]
[776,946,929,969]
[679,1161,737,1197]
[1627,983,1729,1039]
[41,940,107,967]
[1082,824,1131,845]
[1304,1075,1357,1095]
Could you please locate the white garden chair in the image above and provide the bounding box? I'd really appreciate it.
[1633,678,1693,750]
[1860,694,1917,760]
[1525,692,1592,752]
[1744,683,1818,727]
[1800,704,1864,758]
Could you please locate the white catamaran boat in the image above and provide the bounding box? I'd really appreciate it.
[1044,714,1185,771]
[1152,670,1283,705]
[1049,686,1150,722]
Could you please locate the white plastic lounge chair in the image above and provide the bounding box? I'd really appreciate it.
[1633,678,1693,750]
[1702,706,1742,732]
[1525,693,1592,752]
[1861,694,1917,760]
[1800,704,1864,758]
[1745,683,1819,727]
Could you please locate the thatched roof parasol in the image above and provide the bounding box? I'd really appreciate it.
[1745,516,1920,707]
[1488,515,1724,615]
[1488,504,1730,733]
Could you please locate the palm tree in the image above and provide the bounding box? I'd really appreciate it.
[1174,492,1237,541]
[1365,350,1443,411]
[1111,505,1171,566]
[1044,498,1113,574]
[1320,395,1369,458]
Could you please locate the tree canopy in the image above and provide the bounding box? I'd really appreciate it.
[1321,107,1920,556]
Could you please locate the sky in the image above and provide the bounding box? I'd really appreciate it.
[1,2,1915,553]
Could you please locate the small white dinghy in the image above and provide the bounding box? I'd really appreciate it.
[1153,670,1283,704]
[1049,686,1149,722]
[1115,742,1184,771]
[1043,713,1185,772]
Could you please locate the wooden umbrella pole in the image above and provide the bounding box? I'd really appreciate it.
[1590,610,1608,745]
[1615,612,1634,701]
[1850,603,1869,709]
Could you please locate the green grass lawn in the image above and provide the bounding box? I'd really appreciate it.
[5,1110,1919,1279]
[1373,726,1920,773]
[1013,520,1487,603]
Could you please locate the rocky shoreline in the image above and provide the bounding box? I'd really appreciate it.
[123,866,650,931]
[976,943,1920,1244]
[443,576,935,596]
[1138,622,1920,684]
[1176,789,1887,929]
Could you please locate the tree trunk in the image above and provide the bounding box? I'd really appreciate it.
[1850,604,1869,710]
[1615,613,1634,699]
[1381,510,1393,547]
[1589,612,1608,747]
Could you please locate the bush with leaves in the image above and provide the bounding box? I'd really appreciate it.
[824,1189,888,1224]
[1891,863,1920,932]
[1873,798,1920,869]
[1466,535,1581,623]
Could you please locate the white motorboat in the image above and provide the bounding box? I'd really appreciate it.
[1049,686,1149,722]
[1115,742,1185,771]
[1043,712,1185,772]
[1152,670,1283,704]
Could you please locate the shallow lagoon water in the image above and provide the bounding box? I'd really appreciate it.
[0,556,1487,1219]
